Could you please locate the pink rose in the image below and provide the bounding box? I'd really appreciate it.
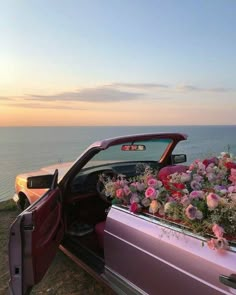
[193,174,203,182]
[185,204,203,220]
[206,172,216,182]
[145,187,157,199]
[185,204,197,220]
[208,238,229,251]
[229,168,236,185]
[206,193,220,209]
[190,180,202,190]
[188,163,195,171]
[215,238,229,250]
[116,179,126,187]
[136,182,145,192]
[212,224,224,238]
[207,238,216,250]
[130,182,145,192]
[180,195,190,207]
[203,157,219,167]
[228,185,236,193]
[197,162,206,174]
[189,159,201,171]
[123,185,131,196]
[189,190,204,200]
[206,164,214,173]
[116,188,124,199]
[147,178,158,187]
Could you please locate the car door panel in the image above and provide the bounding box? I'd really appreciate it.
[104,206,236,295]
[9,188,64,295]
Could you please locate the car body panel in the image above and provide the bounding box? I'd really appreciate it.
[85,132,188,150]
[9,188,64,294]
[14,162,72,205]
[13,133,187,206]
[59,133,188,189]
[9,132,236,295]
[104,206,236,295]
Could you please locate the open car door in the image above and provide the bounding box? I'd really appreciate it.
[9,171,64,295]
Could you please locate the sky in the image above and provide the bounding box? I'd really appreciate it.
[0,0,235,126]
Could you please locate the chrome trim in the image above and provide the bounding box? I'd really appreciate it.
[105,229,232,295]
[112,205,236,253]
[104,266,148,295]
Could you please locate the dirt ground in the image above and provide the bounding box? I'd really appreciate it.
[0,201,113,295]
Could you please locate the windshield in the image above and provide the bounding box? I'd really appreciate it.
[84,138,172,168]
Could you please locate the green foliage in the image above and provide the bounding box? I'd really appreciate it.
[0,200,17,212]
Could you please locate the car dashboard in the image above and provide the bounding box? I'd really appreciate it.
[70,161,160,194]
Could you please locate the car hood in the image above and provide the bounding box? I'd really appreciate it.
[17,162,73,180]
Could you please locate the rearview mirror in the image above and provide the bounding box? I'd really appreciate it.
[121,144,146,151]
[27,175,54,189]
[171,154,187,164]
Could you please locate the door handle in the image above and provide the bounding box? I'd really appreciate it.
[219,274,236,289]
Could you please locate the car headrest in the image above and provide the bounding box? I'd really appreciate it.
[158,165,188,181]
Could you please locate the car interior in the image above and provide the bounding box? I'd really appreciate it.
[61,162,188,274]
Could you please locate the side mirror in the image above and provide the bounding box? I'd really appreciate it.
[171,154,187,164]
[27,174,54,189]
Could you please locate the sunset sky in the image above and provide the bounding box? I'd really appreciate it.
[1,1,235,126]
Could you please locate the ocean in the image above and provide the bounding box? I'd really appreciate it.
[0,125,235,202]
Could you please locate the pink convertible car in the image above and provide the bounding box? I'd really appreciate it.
[9,133,236,295]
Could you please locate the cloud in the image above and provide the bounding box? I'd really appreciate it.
[2,83,232,111]
[176,85,231,93]
[113,83,232,93]
[25,87,143,102]
[9,102,148,112]
[176,85,201,91]
[207,87,230,93]
[0,96,13,101]
[9,102,87,110]
[112,82,170,89]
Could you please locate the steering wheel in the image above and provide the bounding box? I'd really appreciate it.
[96,169,117,204]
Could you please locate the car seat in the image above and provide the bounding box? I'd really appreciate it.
[158,165,188,181]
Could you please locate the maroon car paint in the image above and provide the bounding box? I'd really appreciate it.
[9,188,64,294]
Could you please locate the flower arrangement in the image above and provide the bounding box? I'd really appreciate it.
[102,152,236,251]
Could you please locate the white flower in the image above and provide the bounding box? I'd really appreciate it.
[206,172,216,182]
[197,162,206,174]
[156,180,163,188]
[230,193,236,203]
[141,198,151,208]
[180,173,191,183]
[196,210,203,220]
[130,193,140,204]
[164,202,174,213]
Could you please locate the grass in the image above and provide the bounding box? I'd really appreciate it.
[0,200,113,295]
[0,199,17,212]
